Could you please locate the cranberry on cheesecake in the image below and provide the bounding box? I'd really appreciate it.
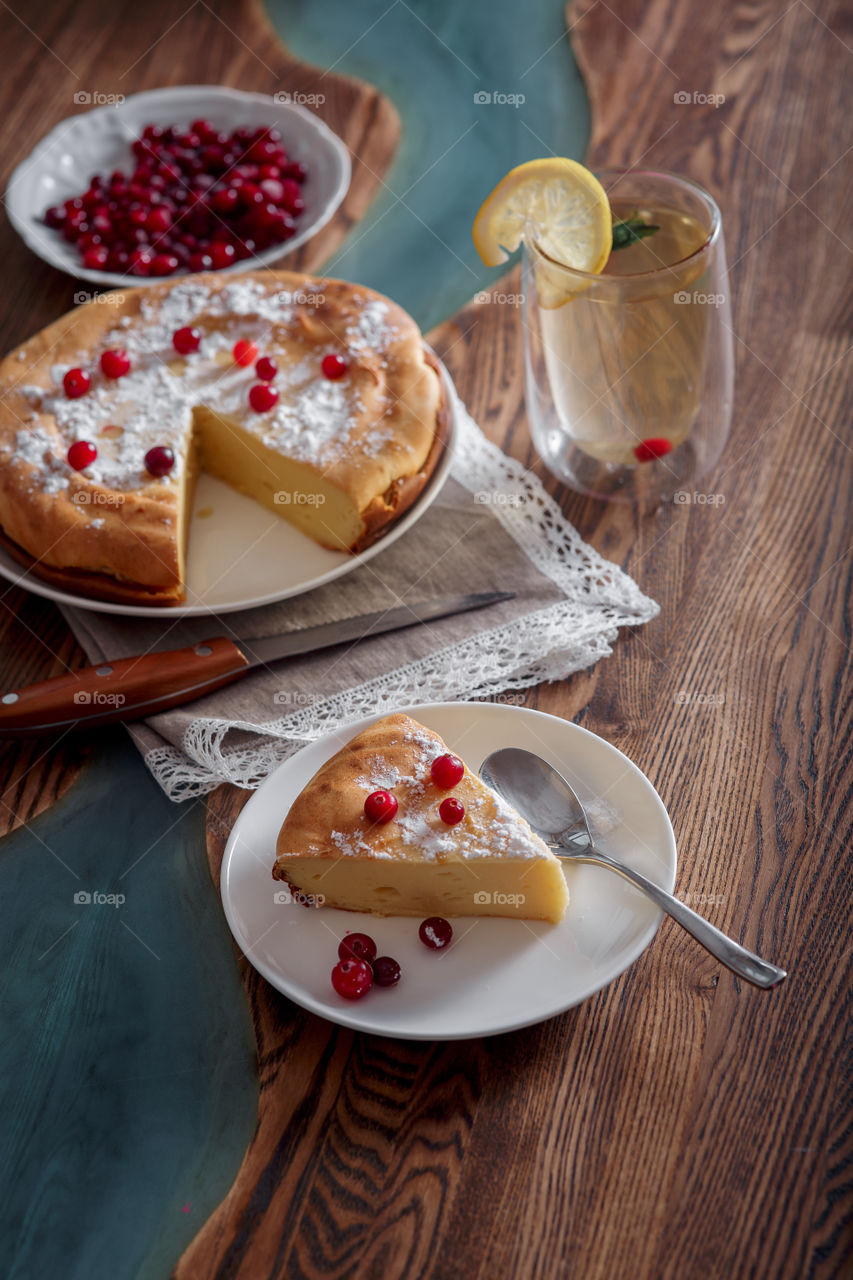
[273,713,570,924]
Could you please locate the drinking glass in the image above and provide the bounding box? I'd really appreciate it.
[523,169,733,502]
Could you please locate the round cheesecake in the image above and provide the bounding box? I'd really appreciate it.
[0,271,446,605]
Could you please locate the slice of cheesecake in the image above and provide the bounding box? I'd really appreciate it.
[273,713,569,923]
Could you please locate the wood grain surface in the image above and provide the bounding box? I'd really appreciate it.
[1,0,851,1277]
[195,2,853,1277]
[0,0,398,830]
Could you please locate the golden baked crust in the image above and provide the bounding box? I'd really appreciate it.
[275,713,438,867]
[0,272,444,605]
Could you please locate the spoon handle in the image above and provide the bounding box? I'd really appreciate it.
[575,848,787,988]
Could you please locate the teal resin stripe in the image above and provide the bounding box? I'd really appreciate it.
[0,3,590,1274]
[271,0,590,330]
[0,733,258,1280]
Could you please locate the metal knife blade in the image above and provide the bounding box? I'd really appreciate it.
[239,591,516,667]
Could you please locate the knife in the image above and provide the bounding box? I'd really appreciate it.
[0,591,515,736]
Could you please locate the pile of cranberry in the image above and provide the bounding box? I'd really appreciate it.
[331,917,453,1001]
[43,120,308,278]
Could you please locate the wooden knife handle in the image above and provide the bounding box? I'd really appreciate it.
[0,637,250,736]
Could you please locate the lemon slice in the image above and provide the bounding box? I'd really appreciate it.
[472,158,611,273]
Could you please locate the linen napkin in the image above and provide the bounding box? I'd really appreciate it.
[59,397,658,800]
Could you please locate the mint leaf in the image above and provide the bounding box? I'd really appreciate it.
[612,211,660,251]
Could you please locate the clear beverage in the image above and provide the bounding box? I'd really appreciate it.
[524,170,733,502]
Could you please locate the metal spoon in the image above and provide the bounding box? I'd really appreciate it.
[480,747,787,989]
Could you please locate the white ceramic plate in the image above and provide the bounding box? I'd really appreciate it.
[5,84,351,289]
[0,356,457,617]
[220,702,678,1040]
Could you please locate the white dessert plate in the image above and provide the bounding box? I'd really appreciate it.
[0,355,457,618]
[220,702,678,1041]
[6,84,351,289]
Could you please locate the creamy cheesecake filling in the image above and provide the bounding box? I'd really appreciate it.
[276,852,569,923]
[194,406,364,551]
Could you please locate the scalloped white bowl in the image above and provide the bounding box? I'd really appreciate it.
[6,85,352,290]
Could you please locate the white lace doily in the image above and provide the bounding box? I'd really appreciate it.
[145,399,658,800]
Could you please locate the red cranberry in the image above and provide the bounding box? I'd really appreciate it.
[321,353,348,380]
[188,252,213,272]
[338,933,377,964]
[364,790,398,824]
[634,437,672,462]
[78,233,103,254]
[200,144,225,171]
[67,440,97,471]
[144,446,175,477]
[255,356,277,381]
[259,178,285,203]
[210,187,240,215]
[281,178,303,213]
[431,753,464,788]
[63,368,90,399]
[245,138,280,164]
[172,326,201,355]
[209,241,236,268]
[239,181,264,206]
[191,118,217,142]
[146,206,172,234]
[248,383,278,412]
[232,338,258,367]
[439,798,465,826]
[44,205,65,228]
[151,252,180,276]
[100,348,131,378]
[331,958,373,1000]
[372,957,401,987]
[419,917,453,950]
[129,248,154,276]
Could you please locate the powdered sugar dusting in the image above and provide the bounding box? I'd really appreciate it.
[344,722,547,862]
[5,277,407,496]
[346,300,395,351]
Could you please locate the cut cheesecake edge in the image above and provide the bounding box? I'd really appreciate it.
[272,850,569,923]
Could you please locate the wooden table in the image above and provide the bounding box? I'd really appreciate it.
[1,1,850,1276]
